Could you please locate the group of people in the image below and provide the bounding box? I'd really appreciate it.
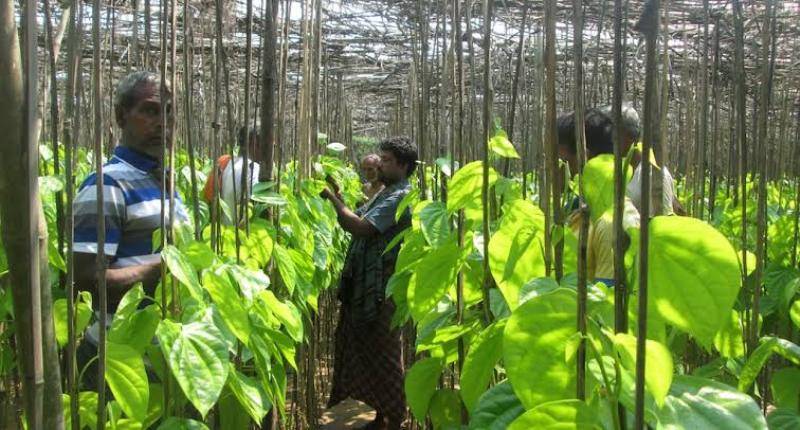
[70,70,680,429]
[557,105,683,284]
[71,71,416,429]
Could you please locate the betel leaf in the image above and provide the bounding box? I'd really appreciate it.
[771,368,800,412]
[108,304,160,354]
[468,381,525,430]
[162,245,204,301]
[272,244,297,294]
[202,268,251,345]
[395,189,419,223]
[713,310,745,359]
[219,387,251,430]
[611,332,673,407]
[183,241,217,271]
[791,300,800,329]
[429,389,462,430]
[488,200,546,310]
[106,341,149,423]
[404,357,444,422]
[657,375,767,430]
[739,336,800,393]
[507,399,598,430]
[488,130,520,159]
[461,320,507,413]
[156,417,209,430]
[767,409,800,430]
[258,290,303,343]
[53,298,92,347]
[156,318,229,417]
[581,154,617,222]
[409,238,464,322]
[504,288,576,409]
[646,216,741,346]
[447,161,499,213]
[418,201,451,248]
[226,364,271,423]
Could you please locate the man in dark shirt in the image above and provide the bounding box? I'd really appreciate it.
[323,137,417,430]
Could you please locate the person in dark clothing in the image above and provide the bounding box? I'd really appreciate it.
[322,137,417,430]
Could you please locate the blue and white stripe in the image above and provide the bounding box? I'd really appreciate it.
[73,146,188,268]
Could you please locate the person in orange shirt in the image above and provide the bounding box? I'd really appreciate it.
[203,125,261,225]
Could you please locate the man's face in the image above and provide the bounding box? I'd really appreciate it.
[378,150,406,184]
[361,157,380,183]
[117,82,172,159]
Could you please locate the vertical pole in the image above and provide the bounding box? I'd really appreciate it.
[573,0,588,401]
[91,0,108,424]
[480,0,494,325]
[633,0,660,428]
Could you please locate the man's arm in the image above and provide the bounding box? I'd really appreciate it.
[73,252,161,307]
[321,188,378,237]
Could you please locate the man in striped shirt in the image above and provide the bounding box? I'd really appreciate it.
[73,71,187,328]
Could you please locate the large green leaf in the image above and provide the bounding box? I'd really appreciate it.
[258,290,303,342]
[582,154,616,222]
[508,400,598,430]
[657,375,767,430]
[202,268,251,344]
[739,336,800,392]
[790,300,800,329]
[108,304,160,354]
[405,357,443,421]
[612,333,673,406]
[53,298,92,347]
[156,417,209,430]
[183,240,217,271]
[504,288,576,409]
[488,200,546,310]
[409,238,464,321]
[162,245,204,301]
[273,244,297,294]
[418,201,451,248]
[646,216,741,345]
[713,310,746,358]
[489,130,520,159]
[468,381,525,430]
[219,387,251,430]
[447,161,499,213]
[226,364,271,423]
[461,320,507,413]
[156,318,229,417]
[767,409,800,430]
[771,368,800,412]
[429,389,462,429]
[106,341,149,423]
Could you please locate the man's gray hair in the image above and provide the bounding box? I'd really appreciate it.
[600,103,641,142]
[114,71,160,113]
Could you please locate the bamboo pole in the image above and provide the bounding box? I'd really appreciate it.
[91,0,108,424]
[633,1,660,427]
[479,0,493,325]
[543,0,559,279]
[731,0,749,354]
[63,1,82,425]
[572,0,589,401]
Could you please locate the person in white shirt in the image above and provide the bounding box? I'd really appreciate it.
[203,124,262,225]
[600,104,685,217]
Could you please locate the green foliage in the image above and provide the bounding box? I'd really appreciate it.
[644,216,741,345]
[504,288,577,409]
[507,400,597,430]
[468,381,525,429]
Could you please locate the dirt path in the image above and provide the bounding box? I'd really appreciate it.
[319,399,376,429]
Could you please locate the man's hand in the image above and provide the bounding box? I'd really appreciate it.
[320,187,342,201]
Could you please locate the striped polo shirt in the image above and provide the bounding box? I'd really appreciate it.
[73,145,188,268]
